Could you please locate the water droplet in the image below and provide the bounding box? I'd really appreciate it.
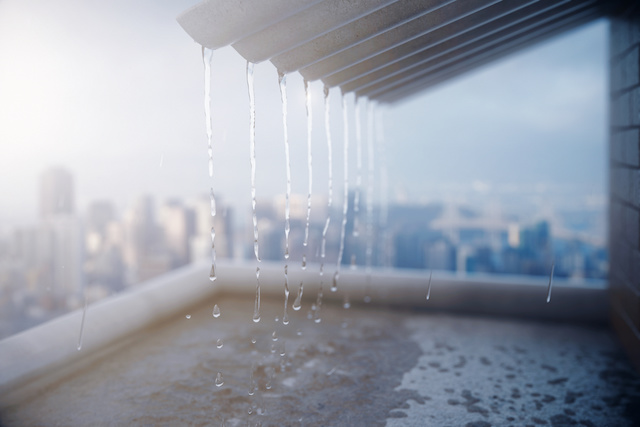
[270,343,277,354]
[210,188,216,217]
[212,304,221,318]
[275,316,280,323]
[248,389,255,396]
[272,331,278,341]
[426,270,433,301]
[296,329,302,336]
[216,338,223,348]
[280,342,286,357]
[251,337,257,344]
[343,297,351,309]
[215,372,224,387]
[314,317,322,324]
[209,264,216,282]
[283,265,290,325]
[292,281,303,311]
[185,314,191,319]
[331,272,339,292]
[546,262,555,303]
[253,266,261,323]
[301,254,307,270]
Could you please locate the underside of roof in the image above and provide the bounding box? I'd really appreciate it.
[178,0,613,104]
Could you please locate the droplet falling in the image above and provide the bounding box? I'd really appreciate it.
[247,61,260,262]
[215,372,224,387]
[212,304,221,318]
[301,254,307,270]
[210,187,216,217]
[334,94,350,292]
[546,263,555,303]
[293,281,304,311]
[209,226,217,282]
[216,338,223,348]
[77,293,88,351]
[303,79,313,248]
[343,294,351,309]
[253,267,261,323]
[185,314,191,319]
[282,264,290,325]
[426,270,433,301]
[278,70,291,260]
[272,330,278,341]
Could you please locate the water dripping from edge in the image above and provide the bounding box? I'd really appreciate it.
[353,97,363,238]
[247,61,261,262]
[278,70,292,260]
[303,79,313,248]
[334,94,350,292]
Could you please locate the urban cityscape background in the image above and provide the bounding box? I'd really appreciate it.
[0,166,607,339]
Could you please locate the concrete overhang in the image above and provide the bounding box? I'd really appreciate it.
[178,0,612,103]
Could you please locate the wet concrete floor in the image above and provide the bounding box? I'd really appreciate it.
[2,294,639,426]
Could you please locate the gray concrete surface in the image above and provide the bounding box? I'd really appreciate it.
[2,295,638,426]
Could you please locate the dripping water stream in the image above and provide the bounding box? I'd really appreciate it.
[247,61,261,323]
[546,262,555,303]
[315,86,334,323]
[77,292,87,351]
[353,98,363,240]
[203,47,217,282]
[303,80,313,250]
[278,71,292,261]
[364,101,375,303]
[333,95,350,295]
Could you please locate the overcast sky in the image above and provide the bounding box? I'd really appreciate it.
[0,0,608,229]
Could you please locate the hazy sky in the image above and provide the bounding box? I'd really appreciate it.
[0,0,608,229]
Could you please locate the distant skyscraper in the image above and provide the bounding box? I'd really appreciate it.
[40,167,74,220]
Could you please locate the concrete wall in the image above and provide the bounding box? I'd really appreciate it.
[610,4,640,371]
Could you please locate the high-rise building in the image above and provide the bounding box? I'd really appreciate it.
[40,167,74,220]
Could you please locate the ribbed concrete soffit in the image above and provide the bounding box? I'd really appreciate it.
[178,0,609,103]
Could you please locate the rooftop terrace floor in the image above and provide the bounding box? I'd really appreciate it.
[2,293,639,426]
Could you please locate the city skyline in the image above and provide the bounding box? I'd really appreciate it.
[0,0,607,230]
